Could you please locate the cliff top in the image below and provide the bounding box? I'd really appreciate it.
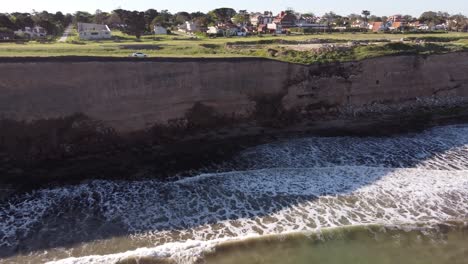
[0,31,467,64]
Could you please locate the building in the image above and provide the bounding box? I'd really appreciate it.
[177,21,198,33]
[207,23,240,36]
[408,21,421,28]
[220,23,240,36]
[388,14,404,23]
[77,23,112,40]
[0,32,14,41]
[14,26,47,39]
[370,22,387,32]
[389,22,404,31]
[351,20,367,29]
[434,24,448,30]
[273,11,296,28]
[295,15,317,25]
[267,23,283,34]
[207,26,223,35]
[250,11,275,26]
[154,26,167,35]
[295,15,327,30]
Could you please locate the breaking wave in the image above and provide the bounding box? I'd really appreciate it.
[1,124,468,263]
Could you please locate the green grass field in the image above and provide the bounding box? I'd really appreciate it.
[1,30,467,63]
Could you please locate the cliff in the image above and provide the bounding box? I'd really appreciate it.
[1,53,467,132]
[1,53,468,188]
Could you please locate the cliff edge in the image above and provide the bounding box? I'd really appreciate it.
[1,53,468,189]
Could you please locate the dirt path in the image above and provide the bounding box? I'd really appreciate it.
[58,25,73,42]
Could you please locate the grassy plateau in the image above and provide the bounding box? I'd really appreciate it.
[0,29,467,64]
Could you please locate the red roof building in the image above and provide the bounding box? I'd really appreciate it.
[273,11,296,28]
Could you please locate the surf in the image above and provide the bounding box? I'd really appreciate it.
[1,124,468,263]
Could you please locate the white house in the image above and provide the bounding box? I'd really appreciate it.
[207,26,222,35]
[178,21,197,33]
[207,24,239,36]
[14,26,47,39]
[267,23,283,34]
[250,12,275,26]
[154,26,167,35]
[77,23,112,40]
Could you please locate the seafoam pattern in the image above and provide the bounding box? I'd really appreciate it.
[223,124,468,171]
[1,124,468,263]
[46,166,468,264]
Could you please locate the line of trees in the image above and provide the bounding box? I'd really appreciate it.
[1,8,467,38]
[67,8,238,38]
[0,11,71,36]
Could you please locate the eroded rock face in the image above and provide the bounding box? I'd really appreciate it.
[283,53,468,112]
[1,53,467,134]
[0,54,467,186]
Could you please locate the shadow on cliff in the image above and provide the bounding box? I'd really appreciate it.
[1,122,467,259]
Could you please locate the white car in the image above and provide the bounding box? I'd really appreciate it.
[130,52,148,58]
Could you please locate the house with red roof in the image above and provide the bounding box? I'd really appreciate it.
[370,22,386,32]
[273,11,296,28]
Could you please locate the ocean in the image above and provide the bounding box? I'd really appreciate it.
[1,124,467,264]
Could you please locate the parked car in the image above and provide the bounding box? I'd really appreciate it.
[130,52,148,58]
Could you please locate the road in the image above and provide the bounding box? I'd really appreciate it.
[58,25,74,42]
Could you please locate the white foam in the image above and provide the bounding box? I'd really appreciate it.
[223,124,468,171]
[1,124,468,263]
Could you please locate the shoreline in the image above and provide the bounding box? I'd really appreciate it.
[1,51,467,196]
[2,105,468,196]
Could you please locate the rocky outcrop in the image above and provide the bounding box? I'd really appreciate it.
[0,53,467,188]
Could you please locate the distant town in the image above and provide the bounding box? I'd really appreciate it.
[1,8,468,41]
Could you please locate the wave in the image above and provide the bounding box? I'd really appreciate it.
[220,124,468,171]
[2,124,468,263]
[2,167,467,258]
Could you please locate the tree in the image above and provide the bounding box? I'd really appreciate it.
[106,11,123,28]
[232,10,250,25]
[64,13,73,25]
[151,10,173,28]
[174,12,191,25]
[348,13,361,22]
[191,12,212,27]
[144,9,158,30]
[302,12,315,18]
[0,14,15,30]
[30,11,64,35]
[322,12,338,31]
[209,8,236,23]
[54,11,66,26]
[10,12,34,29]
[94,9,109,24]
[402,15,414,23]
[448,14,467,31]
[368,15,382,22]
[361,10,370,25]
[73,11,93,24]
[123,11,146,38]
[419,11,445,26]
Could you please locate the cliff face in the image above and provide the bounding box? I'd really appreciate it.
[1,53,466,133]
[1,53,468,187]
[0,59,296,132]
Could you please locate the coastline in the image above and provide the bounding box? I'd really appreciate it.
[1,51,468,193]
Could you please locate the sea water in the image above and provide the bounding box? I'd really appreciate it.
[1,124,467,263]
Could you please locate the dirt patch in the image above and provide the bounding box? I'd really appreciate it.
[119,44,162,50]
[199,44,221,49]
